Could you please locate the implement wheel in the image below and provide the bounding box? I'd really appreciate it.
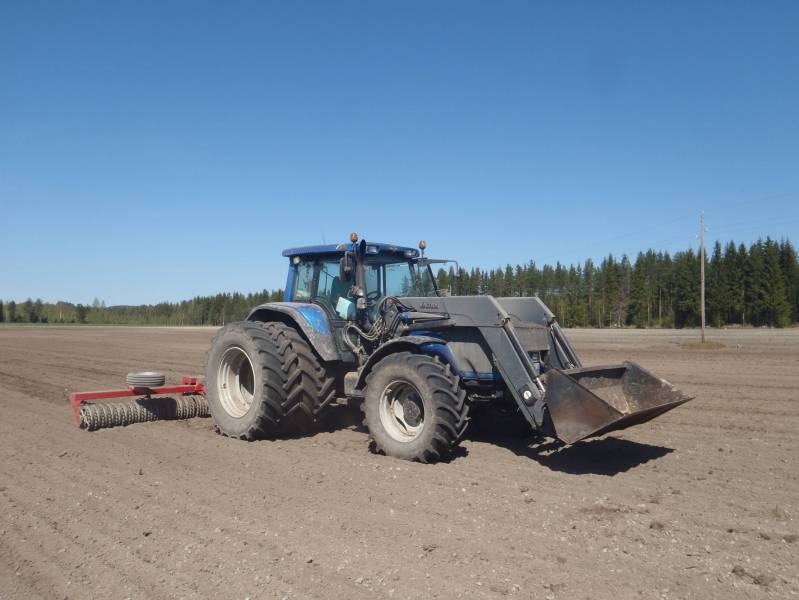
[363,352,468,463]
[205,321,335,439]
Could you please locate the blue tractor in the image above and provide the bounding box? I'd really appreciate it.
[205,234,692,462]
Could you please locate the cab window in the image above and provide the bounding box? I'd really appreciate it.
[385,261,416,296]
[293,258,354,319]
[365,259,438,298]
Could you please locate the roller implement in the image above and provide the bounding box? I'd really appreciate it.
[73,234,693,463]
[71,375,208,430]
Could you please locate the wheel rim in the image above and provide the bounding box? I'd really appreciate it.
[217,346,255,418]
[379,380,425,442]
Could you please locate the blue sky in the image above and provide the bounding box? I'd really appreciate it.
[2,1,798,305]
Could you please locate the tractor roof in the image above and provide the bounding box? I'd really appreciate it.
[282,242,419,258]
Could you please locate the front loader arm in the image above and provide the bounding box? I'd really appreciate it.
[477,323,549,429]
[402,294,693,445]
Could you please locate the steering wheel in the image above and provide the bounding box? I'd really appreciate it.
[365,290,382,306]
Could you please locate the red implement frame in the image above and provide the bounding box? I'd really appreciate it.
[70,376,205,425]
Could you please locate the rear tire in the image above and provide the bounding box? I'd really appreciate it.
[205,321,335,439]
[363,352,468,463]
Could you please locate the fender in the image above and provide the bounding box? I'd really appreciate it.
[355,335,456,390]
[246,302,340,362]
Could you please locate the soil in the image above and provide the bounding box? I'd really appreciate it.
[0,326,797,599]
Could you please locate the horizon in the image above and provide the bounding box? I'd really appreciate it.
[3,2,798,305]
[0,234,793,307]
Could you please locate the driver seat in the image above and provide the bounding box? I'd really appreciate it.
[329,276,350,304]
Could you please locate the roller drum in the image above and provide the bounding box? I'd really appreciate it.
[78,396,209,431]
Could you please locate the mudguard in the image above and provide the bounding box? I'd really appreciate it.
[246,302,340,362]
[354,335,448,391]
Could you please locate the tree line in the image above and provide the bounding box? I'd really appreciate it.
[1,237,796,328]
[0,291,283,326]
[437,237,797,328]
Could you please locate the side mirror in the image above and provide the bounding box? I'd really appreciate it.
[339,253,354,281]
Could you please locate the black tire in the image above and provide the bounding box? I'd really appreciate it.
[363,352,468,463]
[126,372,166,387]
[205,321,335,440]
[273,321,337,432]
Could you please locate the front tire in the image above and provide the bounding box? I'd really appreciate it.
[363,352,468,463]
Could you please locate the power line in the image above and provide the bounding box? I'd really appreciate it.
[562,191,799,253]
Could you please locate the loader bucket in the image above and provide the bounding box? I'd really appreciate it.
[541,361,693,445]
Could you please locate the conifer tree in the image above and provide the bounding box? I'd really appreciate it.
[627,253,647,327]
[763,238,790,327]
[707,241,724,326]
[745,240,766,325]
[23,298,35,323]
[779,239,799,321]
[672,250,699,327]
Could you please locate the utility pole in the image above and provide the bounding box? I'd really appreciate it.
[700,211,706,343]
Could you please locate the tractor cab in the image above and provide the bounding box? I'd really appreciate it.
[282,236,445,322]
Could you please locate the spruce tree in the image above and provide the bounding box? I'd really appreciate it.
[504,264,515,296]
[721,242,741,324]
[735,243,749,324]
[744,241,766,325]
[618,255,632,326]
[34,299,45,323]
[23,298,35,323]
[600,255,618,327]
[628,253,647,327]
[763,238,791,327]
[707,241,724,326]
[779,239,799,321]
[583,259,596,326]
[656,252,674,326]
[672,250,699,327]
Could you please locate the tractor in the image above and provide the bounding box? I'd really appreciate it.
[202,234,692,462]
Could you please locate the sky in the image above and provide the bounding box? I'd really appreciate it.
[1,1,798,305]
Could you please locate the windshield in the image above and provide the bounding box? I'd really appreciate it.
[292,255,440,322]
[364,258,437,298]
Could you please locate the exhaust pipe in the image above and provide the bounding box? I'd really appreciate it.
[541,361,693,444]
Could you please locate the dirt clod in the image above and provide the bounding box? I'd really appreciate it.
[731,565,776,587]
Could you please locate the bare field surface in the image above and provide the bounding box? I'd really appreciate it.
[1,326,797,599]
